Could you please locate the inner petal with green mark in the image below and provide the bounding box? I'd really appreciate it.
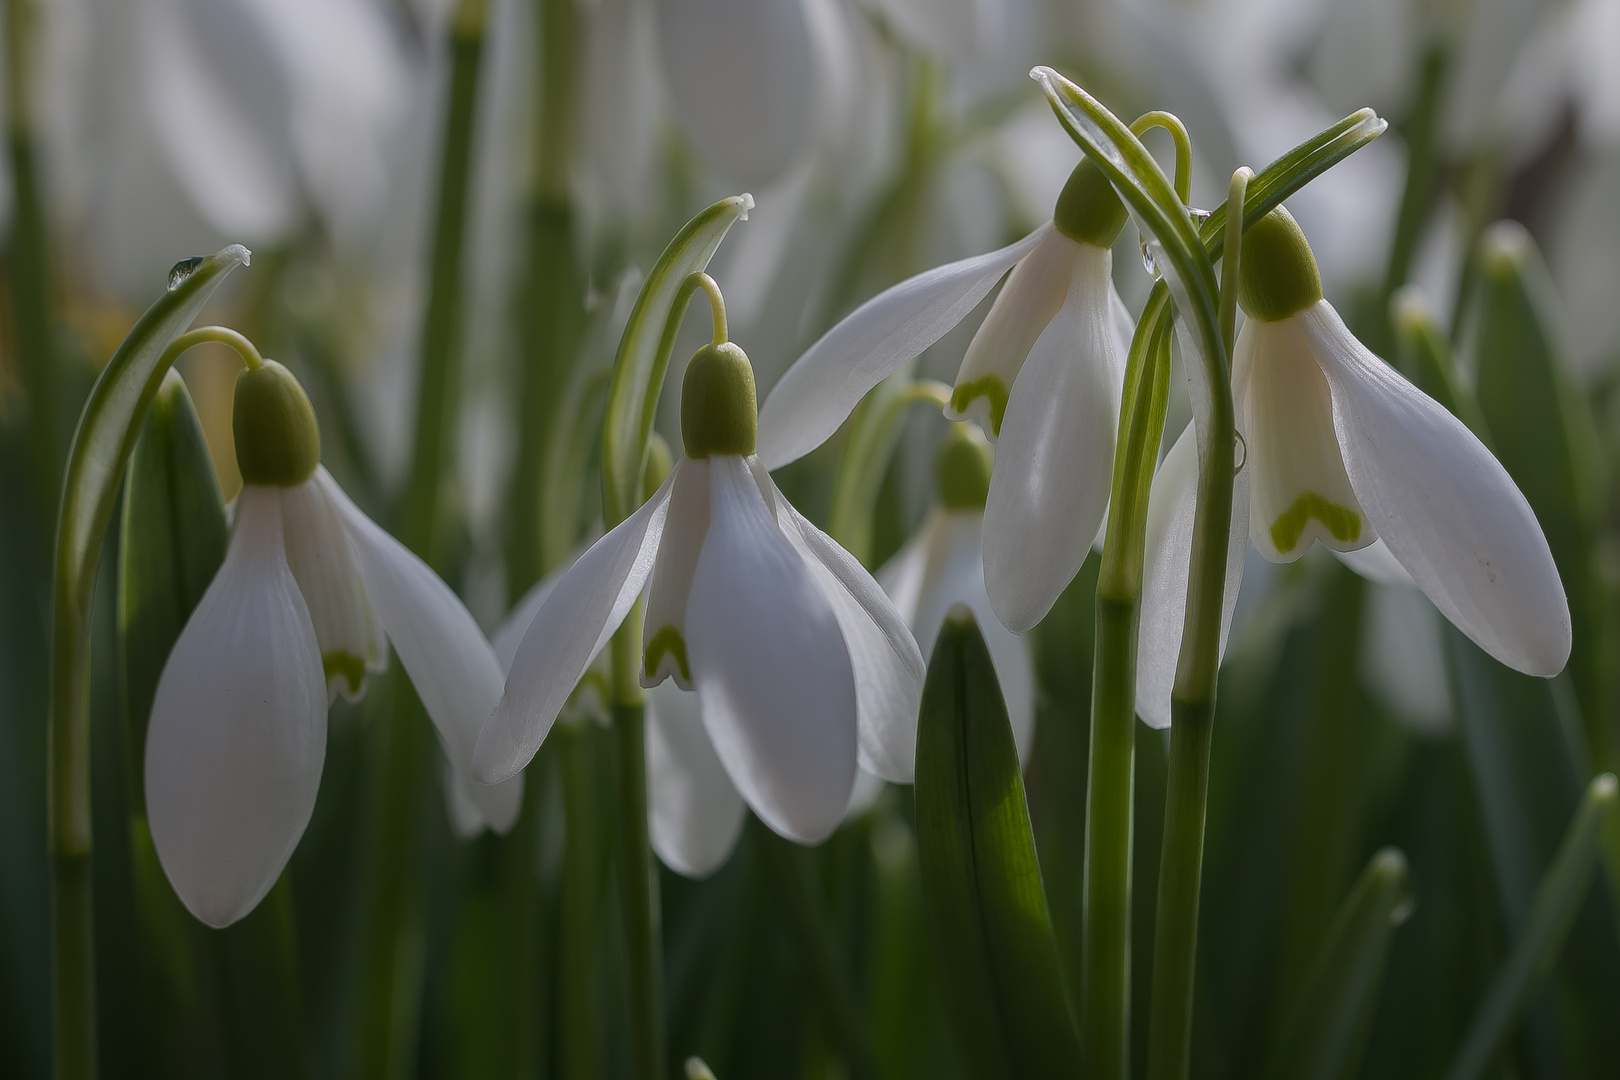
[949,376,1010,438]
[324,650,369,703]
[643,624,692,687]
[1244,315,1370,561]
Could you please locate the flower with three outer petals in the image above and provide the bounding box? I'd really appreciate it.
[475,338,925,846]
[145,359,520,928]
[1135,207,1571,727]
[757,159,1135,635]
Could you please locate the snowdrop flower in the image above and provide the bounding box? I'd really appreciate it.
[758,160,1134,633]
[1136,207,1570,727]
[477,337,925,845]
[145,358,520,928]
[878,426,1034,762]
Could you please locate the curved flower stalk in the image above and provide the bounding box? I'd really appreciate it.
[1137,206,1571,725]
[759,157,1135,632]
[478,315,924,845]
[145,351,520,928]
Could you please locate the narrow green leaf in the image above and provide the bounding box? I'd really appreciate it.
[1390,289,1489,441]
[915,608,1082,1079]
[600,195,752,524]
[1443,774,1619,1080]
[1263,848,1413,1080]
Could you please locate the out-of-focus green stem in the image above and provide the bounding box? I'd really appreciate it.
[505,0,583,594]
[1082,288,1172,1080]
[1376,41,1448,351]
[828,376,951,566]
[1146,167,1248,1080]
[558,724,599,1080]
[358,2,487,1077]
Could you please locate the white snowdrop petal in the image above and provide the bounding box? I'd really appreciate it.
[317,470,523,832]
[912,513,1035,764]
[1334,538,1415,589]
[1136,424,1250,729]
[983,243,1123,633]
[843,768,886,822]
[657,0,814,186]
[492,571,561,675]
[279,477,380,703]
[772,475,926,784]
[686,456,858,844]
[756,225,1053,470]
[646,681,745,878]
[1243,315,1369,561]
[1301,301,1572,677]
[643,458,711,689]
[874,508,943,629]
[145,486,326,929]
[443,759,489,841]
[477,468,678,782]
[948,230,1080,438]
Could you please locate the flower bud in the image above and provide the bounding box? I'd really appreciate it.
[681,341,757,458]
[936,425,993,511]
[233,359,320,486]
[1053,159,1128,249]
[1237,206,1322,322]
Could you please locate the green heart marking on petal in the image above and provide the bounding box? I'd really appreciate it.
[1269,492,1362,554]
[950,376,1011,438]
[644,624,692,684]
[324,651,368,699]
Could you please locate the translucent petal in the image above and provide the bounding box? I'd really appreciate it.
[1136,424,1251,729]
[756,225,1052,469]
[318,470,523,833]
[476,469,678,782]
[145,486,326,928]
[643,458,710,689]
[769,465,925,784]
[279,476,381,703]
[1243,315,1370,561]
[876,507,952,627]
[686,456,857,843]
[947,230,1080,439]
[646,681,745,878]
[443,760,488,842]
[1301,301,1571,677]
[982,243,1123,632]
[1334,538,1415,589]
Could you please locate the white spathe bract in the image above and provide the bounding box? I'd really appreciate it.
[878,508,1035,762]
[146,468,522,927]
[759,225,1131,633]
[477,453,923,846]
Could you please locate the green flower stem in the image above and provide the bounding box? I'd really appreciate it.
[558,723,601,1080]
[505,0,584,595]
[358,2,486,1075]
[1374,41,1448,351]
[1081,287,1172,1080]
[1129,113,1192,205]
[828,376,952,565]
[1145,167,1250,1080]
[752,817,884,1080]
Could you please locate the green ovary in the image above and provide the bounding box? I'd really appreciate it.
[1268,492,1362,554]
[950,376,1010,438]
[644,625,691,684]
[325,651,368,698]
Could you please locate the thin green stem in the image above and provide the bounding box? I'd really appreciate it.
[1082,295,1171,1080]
[690,272,729,345]
[828,376,951,565]
[753,818,884,1080]
[1130,112,1193,205]
[1375,41,1448,353]
[1219,170,1251,355]
[558,724,600,1080]
[165,327,265,371]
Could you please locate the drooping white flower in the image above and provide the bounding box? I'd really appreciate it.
[477,339,924,846]
[1136,207,1570,726]
[758,159,1135,633]
[145,360,520,928]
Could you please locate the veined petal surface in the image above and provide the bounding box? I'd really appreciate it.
[1301,301,1571,677]
[686,455,857,843]
[983,243,1123,633]
[279,476,381,702]
[145,486,326,928]
[757,225,1052,469]
[646,681,745,878]
[1243,315,1370,561]
[477,470,678,782]
[643,459,710,689]
[947,230,1079,438]
[318,470,523,833]
[1136,423,1251,729]
[768,463,925,784]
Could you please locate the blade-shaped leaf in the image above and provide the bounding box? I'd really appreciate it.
[915,608,1082,1079]
[600,196,752,524]
[1263,848,1413,1080]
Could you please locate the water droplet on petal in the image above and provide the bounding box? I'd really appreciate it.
[167,257,205,291]
[1189,206,1213,227]
[1138,236,1160,279]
